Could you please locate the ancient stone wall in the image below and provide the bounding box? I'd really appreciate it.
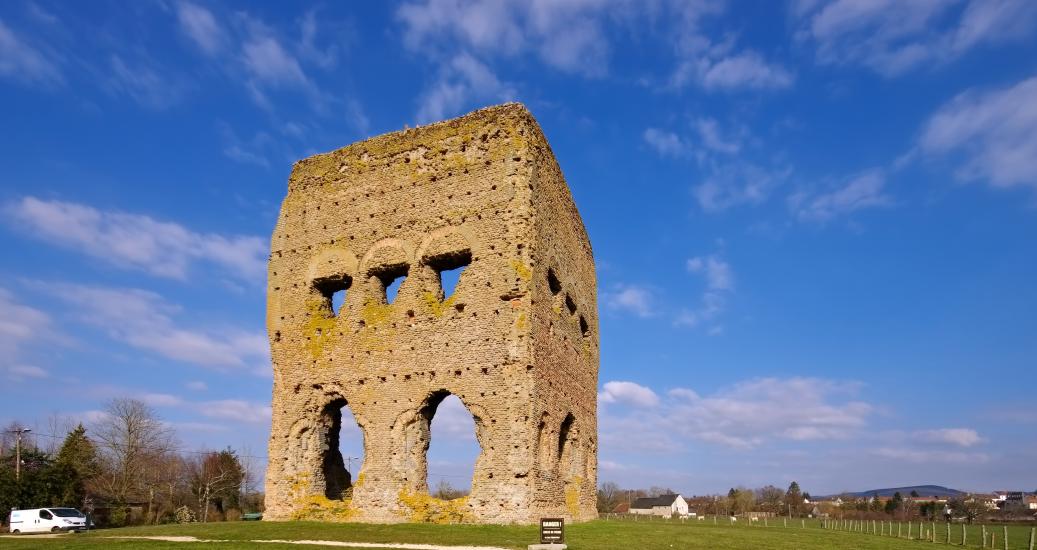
[264,103,598,524]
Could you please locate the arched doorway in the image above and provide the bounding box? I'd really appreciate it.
[422,392,481,499]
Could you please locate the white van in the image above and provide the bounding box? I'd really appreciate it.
[8,508,87,534]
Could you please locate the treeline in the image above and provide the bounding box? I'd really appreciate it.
[598,481,1011,523]
[0,398,262,527]
[597,481,812,517]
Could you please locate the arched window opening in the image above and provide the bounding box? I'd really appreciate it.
[423,392,480,500]
[372,264,409,304]
[426,250,472,300]
[320,399,364,500]
[579,315,590,338]
[565,294,577,315]
[313,274,351,316]
[547,268,562,295]
[557,413,575,468]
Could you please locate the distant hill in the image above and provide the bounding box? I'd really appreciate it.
[820,485,965,499]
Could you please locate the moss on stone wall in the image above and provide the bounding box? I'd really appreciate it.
[397,490,473,524]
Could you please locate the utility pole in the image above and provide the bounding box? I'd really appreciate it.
[5,428,31,481]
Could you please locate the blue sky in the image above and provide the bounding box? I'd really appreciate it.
[1,0,1036,497]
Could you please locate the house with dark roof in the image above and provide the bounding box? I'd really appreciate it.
[630,494,690,517]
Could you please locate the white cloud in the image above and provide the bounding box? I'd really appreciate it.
[397,0,610,77]
[695,118,742,155]
[0,18,62,86]
[242,34,309,87]
[796,0,1037,77]
[0,288,51,357]
[678,252,734,331]
[686,255,734,292]
[106,55,187,109]
[600,377,873,451]
[186,381,208,391]
[698,51,794,91]
[141,393,184,407]
[642,128,690,158]
[603,284,654,318]
[5,364,48,380]
[918,428,983,447]
[7,197,267,282]
[919,75,1037,190]
[667,4,793,93]
[694,163,791,212]
[873,447,990,464]
[430,395,478,441]
[599,381,660,408]
[416,53,516,124]
[176,1,225,55]
[47,283,268,370]
[199,399,272,424]
[790,169,892,222]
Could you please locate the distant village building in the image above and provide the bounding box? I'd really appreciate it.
[629,494,690,517]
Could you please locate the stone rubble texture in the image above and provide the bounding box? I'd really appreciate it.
[264,103,599,524]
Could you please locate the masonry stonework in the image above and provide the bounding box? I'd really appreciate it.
[264,103,598,524]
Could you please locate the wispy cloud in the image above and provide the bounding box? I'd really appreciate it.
[415,52,516,124]
[46,283,268,371]
[917,428,984,447]
[789,169,892,222]
[603,284,655,318]
[397,0,609,77]
[600,377,873,451]
[175,1,225,55]
[795,0,1037,77]
[6,197,267,282]
[694,163,791,212]
[872,447,990,464]
[919,75,1037,190]
[642,128,691,158]
[106,55,188,109]
[0,18,62,86]
[599,381,660,408]
[0,288,51,358]
[668,4,793,92]
[677,252,734,331]
[3,364,49,381]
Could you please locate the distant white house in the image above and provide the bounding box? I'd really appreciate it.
[630,494,689,517]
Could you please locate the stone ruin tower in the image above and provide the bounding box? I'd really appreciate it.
[264,103,599,524]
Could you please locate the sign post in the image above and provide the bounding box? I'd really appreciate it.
[539,517,565,545]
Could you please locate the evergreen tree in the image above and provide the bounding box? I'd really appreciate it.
[53,424,100,507]
[785,481,804,516]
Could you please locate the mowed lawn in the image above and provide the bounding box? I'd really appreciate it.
[1,518,1034,550]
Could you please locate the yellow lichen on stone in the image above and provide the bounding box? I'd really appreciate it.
[515,312,528,331]
[291,495,357,522]
[510,259,532,281]
[565,476,583,518]
[361,298,393,326]
[421,291,456,317]
[302,300,337,361]
[397,490,473,524]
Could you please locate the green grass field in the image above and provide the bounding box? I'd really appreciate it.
[1,517,1034,549]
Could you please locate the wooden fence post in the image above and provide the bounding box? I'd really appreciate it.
[1004,526,1008,550]
[899,522,903,538]
[962,523,967,546]
[1028,527,1034,550]
[947,522,951,545]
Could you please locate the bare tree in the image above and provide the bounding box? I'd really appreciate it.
[91,398,175,513]
[189,449,245,522]
[597,481,622,513]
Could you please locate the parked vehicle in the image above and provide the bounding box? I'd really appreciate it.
[8,508,87,534]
